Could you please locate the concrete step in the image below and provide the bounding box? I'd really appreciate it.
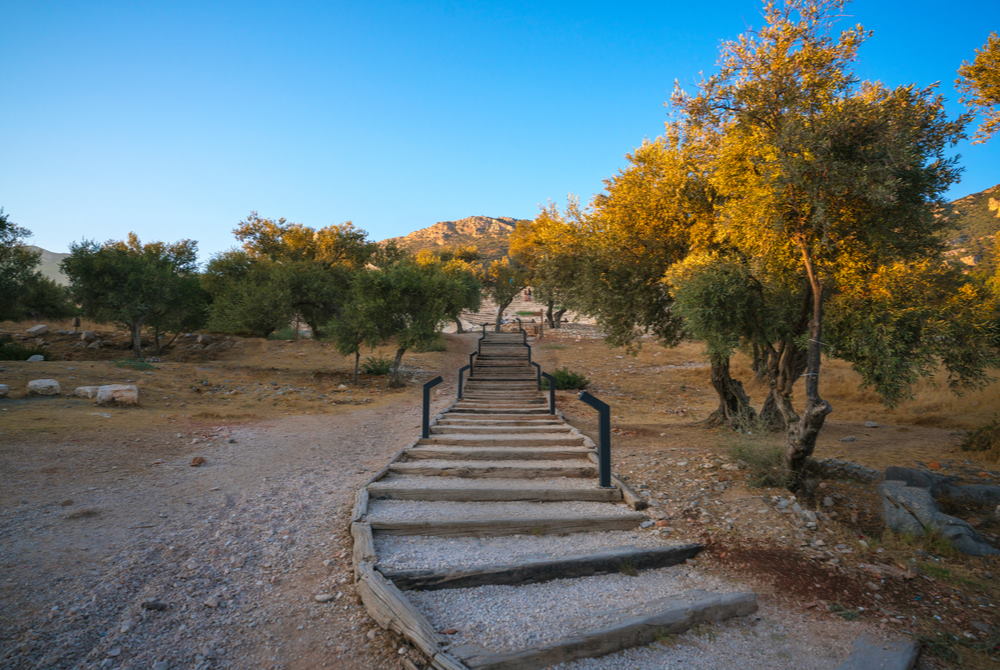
[388,459,596,478]
[436,418,562,426]
[447,408,554,415]
[367,475,621,503]
[429,425,570,435]
[406,445,591,460]
[419,434,585,447]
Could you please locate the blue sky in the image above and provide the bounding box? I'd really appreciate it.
[2,0,998,261]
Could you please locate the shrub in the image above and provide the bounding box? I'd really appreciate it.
[414,335,447,352]
[267,326,297,341]
[728,438,793,488]
[0,341,46,361]
[960,418,1000,462]
[542,367,590,390]
[361,356,393,375]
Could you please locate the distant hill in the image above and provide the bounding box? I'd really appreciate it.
[384,215,529,260]
[24,245,70,285]
[944,183,1000,270]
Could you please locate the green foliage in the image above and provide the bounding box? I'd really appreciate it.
[0,210,45,320]
[202,251,291,338]
[114,359,157,371]
[62,233,208,357]
[957,32,1000,144]
[481,256,528,327]
[361,356,393,375]
[267,327,298,340]
[18,273,76,320]
[960,417,1000,462]
[0,340,46,361]
[541,367,590,390]
[414,335,447,352]
[728,439,794,489]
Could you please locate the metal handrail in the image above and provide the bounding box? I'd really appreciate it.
[529,361,541,389]
[469,351,478,375]
[457,365,471,399]
[541,372,556,414]
[421,376,443,438]
[578,390,612,488]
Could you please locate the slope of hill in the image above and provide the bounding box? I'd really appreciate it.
[384,215,528,259]
[24,245,70,285]
[944,183,999,268]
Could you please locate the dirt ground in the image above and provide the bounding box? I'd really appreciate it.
[2,319,998,668]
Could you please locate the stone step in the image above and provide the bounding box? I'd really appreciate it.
[429,425,570,435]
[387,459,596,478]
[419,434,585,447]
[437,588,758,670]
[448,408,554,415]
[436,418,562,426]
[381,544,703,591]
[367,499,645,537]
[367,475,620,503]
[406,445,590,460]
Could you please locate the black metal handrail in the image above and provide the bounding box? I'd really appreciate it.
[541,371,556,414]
[457,365,470,399]
[529,361,541,389]
[469,350,478,374]
[578,390,612,488]
[421,376,443,438]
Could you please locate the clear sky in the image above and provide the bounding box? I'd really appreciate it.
[2,0,998,261]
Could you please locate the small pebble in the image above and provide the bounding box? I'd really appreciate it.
[314,593,335,603]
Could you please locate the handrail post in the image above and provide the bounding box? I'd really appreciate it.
[530,361,541,390]
[457,365,470,399]
[421,376,443,439]
[468,351,477,376]
[542,372,556,414]
[578,391,612,488]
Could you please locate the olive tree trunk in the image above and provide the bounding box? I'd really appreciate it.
[704,354,755,429]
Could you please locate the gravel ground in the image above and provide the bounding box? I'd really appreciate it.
[373,475,603,490]
[374,530,679,571]
[1,395,450,670]
[409,566,744,652]
[366,499,640,522]
[549,601,862,670]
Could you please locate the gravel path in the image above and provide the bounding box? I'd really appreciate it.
[1,395,450,670]
[410,566,740,653]
[366,499,639,522]
[375,530,677,571]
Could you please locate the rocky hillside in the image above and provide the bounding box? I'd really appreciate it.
[384,215,529,259]
[944,183,1000,270]
[24,245,70,285]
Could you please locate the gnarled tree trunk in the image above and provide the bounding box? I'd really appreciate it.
[704,354,755,429]
[389,347,407,387]
[758,339,807,431]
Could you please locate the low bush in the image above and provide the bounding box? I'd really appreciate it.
[0,341,46,361]
[361,356,393,375]
[267,327,297,341]
[542,367,590,390]
[728,438,793,488]
[414,336,447,352]
[960,417,1000,462]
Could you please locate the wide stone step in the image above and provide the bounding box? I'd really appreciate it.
[406,445,590,459]
[429,425,570,435]
[388,459,596,478]
[381,544,703,591]
[367,475,620,503]
[367,499,645,537]
[436,418,563,426]
[420,434,585,447]
[448,408,553,415]
[440,589,758,670]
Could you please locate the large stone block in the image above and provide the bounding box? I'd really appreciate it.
[95,384,139,406]
[0,384,9,398]
[26,324,48,336]
[27,379,60,396]
[74,386,100,399]
[879,480,998,556]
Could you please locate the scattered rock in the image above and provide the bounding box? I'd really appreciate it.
[26,324,49,336]
[74,386,100,399]
[0,384,8,398]
[26,354,45,362]
[366,629,377,640]
[203,596,219,608]
[190,456,206,467]
[835,634,918,670]
[80,331,97,342]
[863,421,880,428]
[95,384,139,406]
[27,379,60,396]
[86,340,102,350]
[313,593,335,603]
[141,600,169,611]
[839,436,857,443]
[639,520,654,529]
[879,480,999,556]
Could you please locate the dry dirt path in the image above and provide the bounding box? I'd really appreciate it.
[1,390,455,670]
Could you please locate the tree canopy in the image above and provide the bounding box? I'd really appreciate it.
[958,32,1000,144]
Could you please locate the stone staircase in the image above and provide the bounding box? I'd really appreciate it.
[351,331,758,669]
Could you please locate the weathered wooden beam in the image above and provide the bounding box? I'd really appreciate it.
[354,562,444,658]
[383,544,704,591]
[369,513,645,537]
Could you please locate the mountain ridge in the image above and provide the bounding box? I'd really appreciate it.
[382,215,529,259]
